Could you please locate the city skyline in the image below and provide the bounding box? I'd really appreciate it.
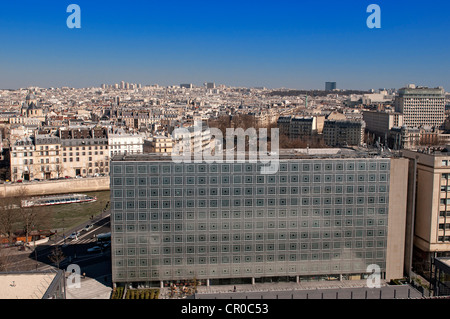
[0,1,449,91]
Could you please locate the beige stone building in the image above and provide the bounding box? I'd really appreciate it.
[10,136,37,182]
[10,133,61,182]
[59,126,109,177]
[362,110,403,136]
[403,148,450,276]
[144,135,174,154]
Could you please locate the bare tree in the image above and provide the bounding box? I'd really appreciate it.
[48,246,65,269]
[5,187,53,245]
[0,196,19,244]
[209,115,231,137]
[0,247,12,272]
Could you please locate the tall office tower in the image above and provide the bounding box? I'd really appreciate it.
[402,149,450,277]
[325,82,336,91]
[120,81,125,89]
[110,152,408,288]
[206,82,215,89]
[394,85,445,129]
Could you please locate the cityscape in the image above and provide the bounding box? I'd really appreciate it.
[0,1,450,310]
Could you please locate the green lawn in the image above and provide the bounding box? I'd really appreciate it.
[46,191,110,233]
[5,190,110,238]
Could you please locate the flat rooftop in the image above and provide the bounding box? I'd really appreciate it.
[112,147,396,162]
[0,272,57,299]
[403,146,450,157]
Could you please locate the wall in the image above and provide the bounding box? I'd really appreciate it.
[386,158,409,280]
[0,176,109,197]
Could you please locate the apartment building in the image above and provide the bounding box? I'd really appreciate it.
[33,134,62,180]
[394,85,445,129]
[322,120,365,147]
[144,136,174,154]
[10,136,37,182]
[110,152,408,287]
[172,122,214,155]
[402,148,450,275]
[108,130,144,157]
[390,127,421,150]
[362,111,403,136]
[10,133,61,181]
[277,116,322,139]
[277,116,292,136]
[59,126,109,177]
[289,117,316,139]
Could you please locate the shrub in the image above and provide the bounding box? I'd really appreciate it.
[123,288,160,299]
[111,287,125,299]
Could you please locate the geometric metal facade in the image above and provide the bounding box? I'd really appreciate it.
[110,156,391,284]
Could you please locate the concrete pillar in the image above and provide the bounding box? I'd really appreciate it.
[206,279,210,287]
[160,281,164,289]
[251,277,255,285]
[296,276,299,283]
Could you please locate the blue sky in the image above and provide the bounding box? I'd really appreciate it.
[0,0,449,90]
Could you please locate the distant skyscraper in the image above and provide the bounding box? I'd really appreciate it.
[325,82,336,91]
[206,82,215,89]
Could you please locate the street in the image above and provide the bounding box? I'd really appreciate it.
[2,214,112,286]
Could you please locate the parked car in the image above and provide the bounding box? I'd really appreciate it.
[87,246,102,253]
[83,224,93,231]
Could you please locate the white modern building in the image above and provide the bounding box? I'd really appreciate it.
[172,122,215,156]
[108,130,145,157]
[394,85,445,129]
